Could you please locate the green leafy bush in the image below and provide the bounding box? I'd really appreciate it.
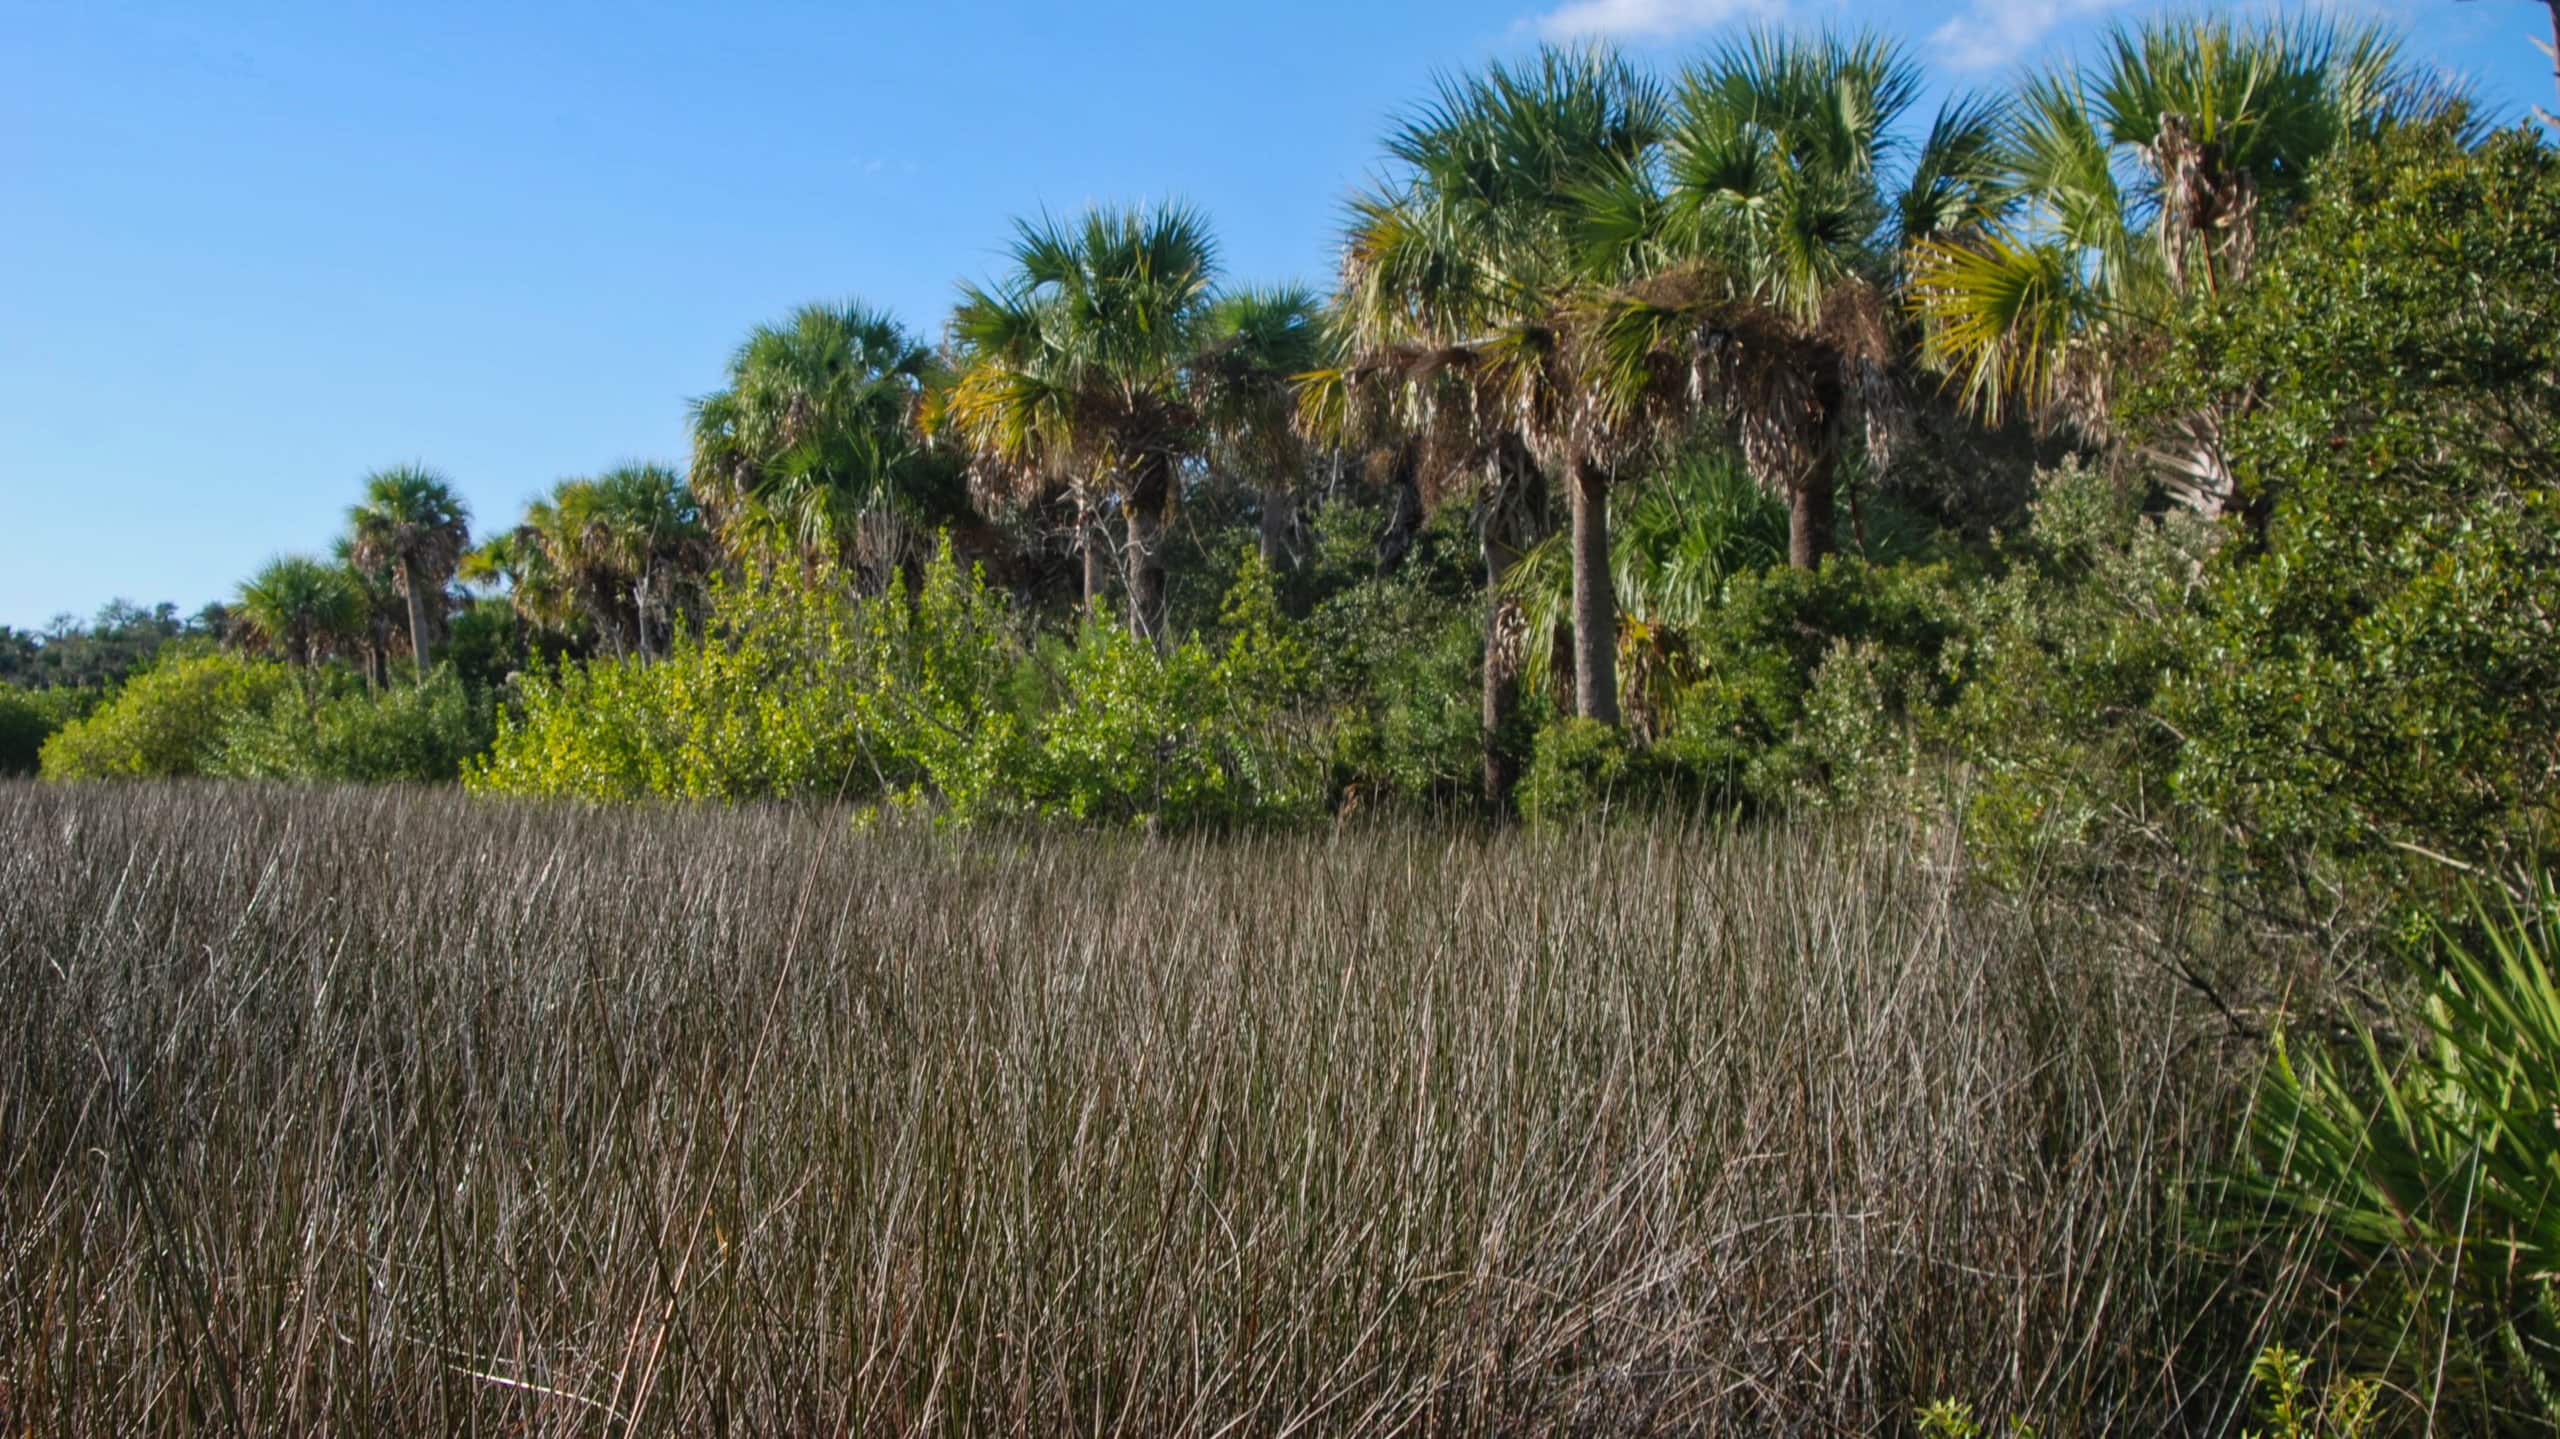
[1936,459,2214,888]
[1651,556,1967,809]
[471,542,1328,831]
[1519,718,1685,826]
[2135,124,2560,916]
[212,669,491,784]
[468,561,883,803]
[39,649,296,781]
[0,686,100,776]
[1307,572,1487,808]
[1012,555,1324,830]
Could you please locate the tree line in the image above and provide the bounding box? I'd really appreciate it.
[12,14,2556,907]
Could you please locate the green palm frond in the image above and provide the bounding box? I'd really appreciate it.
[235,555,364,666]
[1500,444,1787,704]
[1906,230,2080,427]
[1661,29,1917,322]
[689,300,953,558]
[1898,92,2011,250]
[348,465,472,597]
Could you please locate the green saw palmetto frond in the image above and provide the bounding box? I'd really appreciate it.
[1905,230,2081,428]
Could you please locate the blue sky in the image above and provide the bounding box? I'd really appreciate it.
[3,0,2551,629]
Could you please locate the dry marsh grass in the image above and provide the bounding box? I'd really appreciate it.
[2,781,2250,1434]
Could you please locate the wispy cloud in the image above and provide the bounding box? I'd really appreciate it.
[1928,0,2128,72]
[1528,0,1782,43]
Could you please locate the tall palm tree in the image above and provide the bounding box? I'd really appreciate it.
[1574,30,2006,574]
[1908,15,2453,506]
[1501,446,1789,737]
[688,302,958,577]
[942,202,1222,643]
[1195,285,1327,569]
[461,526,573,646]
[1312,44,1667,757]
[554,464,715,661]
[233,555,362,669]
[347,465,470,677]
[330,538,406,689]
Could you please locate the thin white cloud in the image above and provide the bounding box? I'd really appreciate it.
[1928,0,2126,72]
[1530,0,1782,43]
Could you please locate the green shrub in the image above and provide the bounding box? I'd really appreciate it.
[1936,459,2214,889]
[2135,124,2560,920]
[212,669,491,784]
[1015,555,1325,831]
[471,541,1329,831]
[1651,556,1967,809]
[1307,572,1486,808]
[0,686,100,776]
[2240,881,2560,1429]
[851,540,1037,821]
[39,649,296,781]
[1519,717,1688,827]
[468,561,883,803]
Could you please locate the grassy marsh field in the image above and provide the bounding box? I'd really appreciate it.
[0,780,2277,1435]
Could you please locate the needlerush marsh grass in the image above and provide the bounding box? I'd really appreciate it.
[3,781,2247,1434]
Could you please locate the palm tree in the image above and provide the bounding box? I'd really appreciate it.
[555,464,714,661]
[1195,286,1327,569]
[1574,30,2006,575]
[461,527,574,648]
[1908,15,2453,507]
[1501,446,1789,737]
[942,202,1222,643]
[233,555,362,669]
[1313,45,1667,757]
[331,538,406,689]
[688,302,958,580]
[347,465,470,677]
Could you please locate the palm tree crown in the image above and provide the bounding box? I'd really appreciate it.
[941,201,1223,640]
[346,465,470,677]
[234,555,363,669]
[1908,15,2453,437]
[688,302,956,569]
[1573,29,2005,571]
[1196,285,1327,567]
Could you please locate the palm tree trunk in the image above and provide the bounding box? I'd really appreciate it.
[1079,488,1105,620]
[1481,437,1538,806]
[1483,542,1524,805]
[1569,457,1619,726]
[399,557,434,677]
[1787,452,1836,571]
[1125,457,1171,645]
[1378,446,1423,577]
[1258,484,1292,571]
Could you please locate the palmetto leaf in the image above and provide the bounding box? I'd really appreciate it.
[1906,230,2080,427]
[235,555,364,666]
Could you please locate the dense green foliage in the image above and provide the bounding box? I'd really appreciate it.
[38,649,490,785]
[38,650,300,780]
[0,684,98,775]
[214,669,491,784]
[1945,126,2560,929]
[2147,126,2560,901]
[470,545,1325,830]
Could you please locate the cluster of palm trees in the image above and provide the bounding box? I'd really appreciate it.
[225,13,2452,801]
[1304,17,2449,798]
[234,466,471,682]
